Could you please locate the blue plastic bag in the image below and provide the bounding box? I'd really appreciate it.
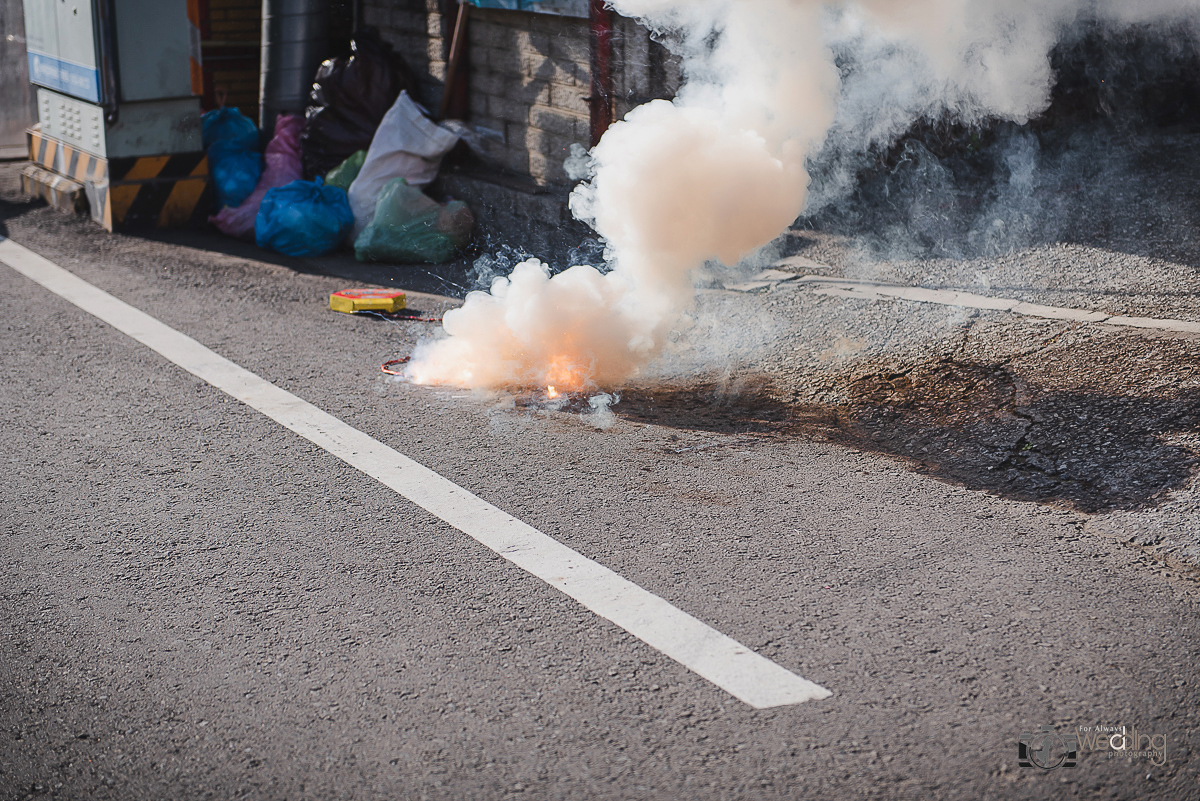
[255,177,354,257]
[202,107,260,151]
[209,139,263,209]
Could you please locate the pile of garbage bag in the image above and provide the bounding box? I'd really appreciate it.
[203,107,259,151]
[324,150,366,191]
[347,91,460,240]
[209,34,475,264]
[301,31,416,180]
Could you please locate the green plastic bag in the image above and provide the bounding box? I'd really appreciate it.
[324,150,367,191]
[354,178,474,264]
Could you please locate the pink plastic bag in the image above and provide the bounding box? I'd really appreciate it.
[211,115,304,239]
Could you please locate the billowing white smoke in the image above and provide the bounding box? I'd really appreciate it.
[407,0,1200,392]
[813,0,1200,207]
[407,0,835,391]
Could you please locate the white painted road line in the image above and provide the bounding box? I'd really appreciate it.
[0,237,831,709]
[796,276,1200,334]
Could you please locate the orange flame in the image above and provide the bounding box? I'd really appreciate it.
[543,356,587,394]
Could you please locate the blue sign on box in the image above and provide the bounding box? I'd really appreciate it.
[28,52,102,104]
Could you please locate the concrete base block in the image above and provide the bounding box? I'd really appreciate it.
[20,164,87,214]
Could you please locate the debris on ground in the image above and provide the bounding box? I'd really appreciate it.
[329,288,407,314]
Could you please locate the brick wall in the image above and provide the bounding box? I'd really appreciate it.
[361,1,681,259]
[360,0,450,108]
[464,9,588,185]
[460,9,679,186]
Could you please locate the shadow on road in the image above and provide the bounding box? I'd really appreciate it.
[618,361,1200,514]
[0,188,42,237]
[805,360,1199,513]
[127,226,480,300]
[619,376,797,436]
[0,160,479,300]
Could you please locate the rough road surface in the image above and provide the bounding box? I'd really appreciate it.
[1,154,1198,801]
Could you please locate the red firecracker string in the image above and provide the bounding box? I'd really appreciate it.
[381,357,410,376]
[351,310,441,376]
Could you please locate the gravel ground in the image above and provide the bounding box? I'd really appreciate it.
[647,129,1200,570]
[1,126,1198,799]
[6,132,1199,571]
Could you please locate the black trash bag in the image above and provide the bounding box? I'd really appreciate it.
[301,31,418,179]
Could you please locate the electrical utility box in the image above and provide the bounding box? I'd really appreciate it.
[21,0,211,230]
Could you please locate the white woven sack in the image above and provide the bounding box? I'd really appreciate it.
[348,91,460,237]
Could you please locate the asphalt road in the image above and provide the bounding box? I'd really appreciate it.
[1,161,1198,800]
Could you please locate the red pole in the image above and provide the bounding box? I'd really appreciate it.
[439,1,471,121]
[589,0,614,147]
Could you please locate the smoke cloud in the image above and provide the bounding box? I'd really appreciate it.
[406,0,1200,392]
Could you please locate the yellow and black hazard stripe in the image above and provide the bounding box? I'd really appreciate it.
[28,128,108,185]
[28,129,214,231]
[94,152,212,231]
[20,165,87,212]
